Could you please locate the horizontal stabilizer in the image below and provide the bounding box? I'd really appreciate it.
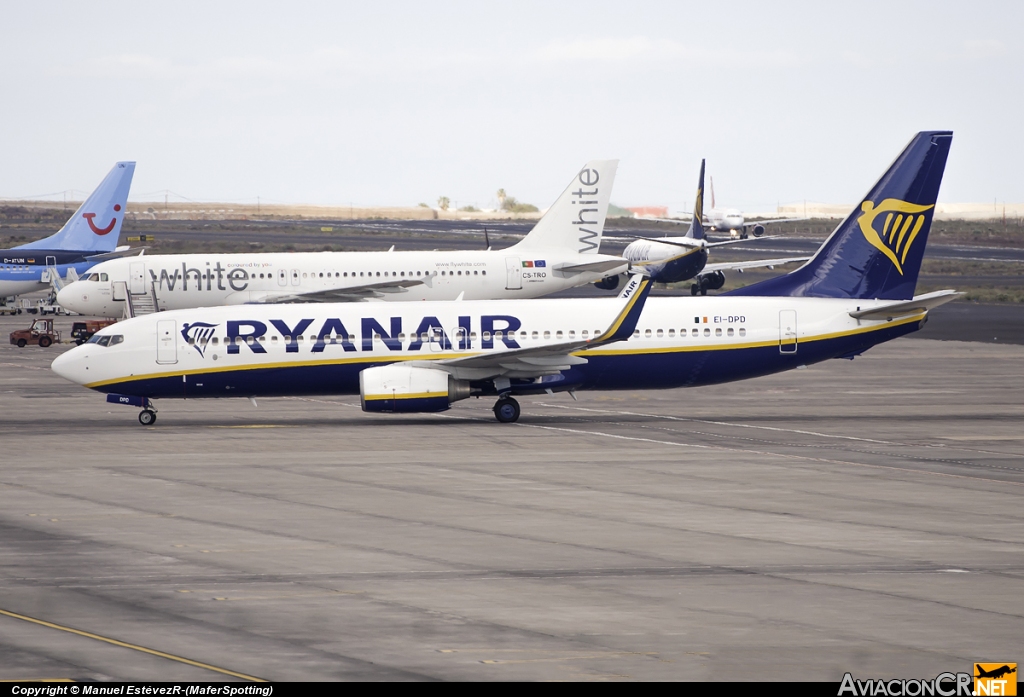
[849,290,962,320]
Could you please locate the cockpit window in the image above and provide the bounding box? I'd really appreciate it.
[86,334,123,347]
[100,273,109,282]
[84,273,98,282]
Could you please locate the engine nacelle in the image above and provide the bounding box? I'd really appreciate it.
[704,270,726,290]
[360,364,470,413]
[593,274,620,291]
[752,224,766,237]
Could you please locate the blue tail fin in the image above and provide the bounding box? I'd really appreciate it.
[685,159,706,241]
[17,162,135,253]
[727,132,951,300]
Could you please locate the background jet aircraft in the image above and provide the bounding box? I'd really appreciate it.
[57,160,628,318]
[0,162,136,298]
[52,132,956,426]
[598,160,807,295]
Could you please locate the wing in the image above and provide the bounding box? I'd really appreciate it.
[703,235,785,248]
[702,257,810,273]
[85,246,141,261]
[743,217,806,228]
[246,278,425,303]
[553,258,630,275]
[416,275,652,381]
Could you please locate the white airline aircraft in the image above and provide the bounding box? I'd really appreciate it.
[609,159,808,296]
[52,132,958,425]
[56,161,628,317]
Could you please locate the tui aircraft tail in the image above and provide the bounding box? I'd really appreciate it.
[728,132,951,300]
[18,161,136,253]
[684,159,706,241]
[513,160,617,255]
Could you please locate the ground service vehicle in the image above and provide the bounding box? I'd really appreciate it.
[71,319,117,345]
[10,318,61,348]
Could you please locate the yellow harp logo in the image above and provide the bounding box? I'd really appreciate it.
[857,199,934,275]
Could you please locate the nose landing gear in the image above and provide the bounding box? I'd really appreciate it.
[493,396,521,423]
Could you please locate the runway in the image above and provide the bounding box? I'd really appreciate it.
[0,314,1021,680]
[122,217,1024,263]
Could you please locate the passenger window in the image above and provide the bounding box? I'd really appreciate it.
[568,330,575,339]
[668,329,675,337]
[319,273,323,278]
[470,332,478,340]
[739,328,746,337]
[213,337,220,345]
[656,329,664,338]
[703,328,710,337]
[398,333,406,341]
[715,328,722,337]
[633,330,640,338]
[474,270,478,275]
[458,270,462,276]
[582,330,589,338]
[543,331,550,339]
[482,332,491,341]
[532,331,539,339]
[297,335,304,343]
[556,330,563,339]
[727,328,734,337]
[692,328,698,337]
[302,273,307,278]
[644,329,652,338]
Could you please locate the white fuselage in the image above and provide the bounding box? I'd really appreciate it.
[706,208,745,231]
[52,293,925,398]
[56,247,628,317]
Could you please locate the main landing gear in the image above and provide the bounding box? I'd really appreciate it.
[493,396,521,423]
[139,409,157,425]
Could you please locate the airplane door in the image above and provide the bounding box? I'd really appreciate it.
[505,257,521,290]
[779,310,797,354]
[129,262,146,295]
[278,269,287,286]
[156,319,178,364]
[291,269,300,286]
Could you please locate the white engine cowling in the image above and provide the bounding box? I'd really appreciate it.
[360,364,470,413]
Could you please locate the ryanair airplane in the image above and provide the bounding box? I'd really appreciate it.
[0,162,135,298]
[609,159,809,296]
[55,161,628,317]
[52,132,956,425]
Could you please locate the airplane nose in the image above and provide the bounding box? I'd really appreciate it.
[55,284,80,311]
[51,346,88,385]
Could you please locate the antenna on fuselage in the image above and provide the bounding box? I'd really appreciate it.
[483,227,491,250]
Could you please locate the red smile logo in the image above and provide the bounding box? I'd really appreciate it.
[83,204,121,235]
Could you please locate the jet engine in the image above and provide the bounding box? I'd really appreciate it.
[360,364,471,413]
[751,224,766,237]
[593,274,620,291]
[704,270,726,290]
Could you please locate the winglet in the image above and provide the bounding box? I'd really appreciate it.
[590,274,652,345]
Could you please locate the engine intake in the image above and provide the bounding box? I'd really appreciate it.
[360,364,470,413]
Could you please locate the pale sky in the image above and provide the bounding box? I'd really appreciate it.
[1,1,1020,212]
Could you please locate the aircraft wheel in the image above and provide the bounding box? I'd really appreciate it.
[700,287,708,296]
[139,410,157,426]
[16,339,26,348]
[690,284,699,296]
[39,336,52,348]
[493,397,520,423]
